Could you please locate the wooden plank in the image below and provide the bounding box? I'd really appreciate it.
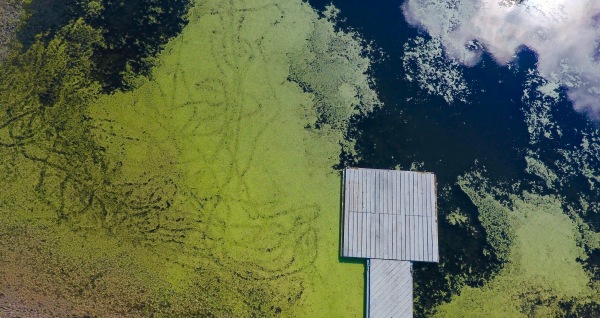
[427,218,434,262]
[398,214,403,260]
[354,171,360,256]
[360,169,369,212]
[343,171,347,256]
[371,210,377,258]
[428,175,434,260]
[382,169,386,212]
[419,175,425,260]
[421,173,427,216]
[393,213,399,259]
[426,174,432,217]
[405,173,411,257]
[355,211,361,257]
[344,170,351,256]
[406,214,410,260]
[380,213,386,259]
[391,214,396,259]
[432,217,439,262]
[414,215,420,261]
[346,210,353,257]
[403,213,408,260]
[379,213,384,259]
[347,169,354,214]
[374,213,381,258]
[432,174,439,262]
[363,169,368,213]
[399,172,403,216]
[390,172,395,213]
[385,213,390,259]
[410,172,415,215]
[391,171,396,214]
[366,168,372,214]
[366,203,371,257]
[391,172,397,258]
[348,169,354,213]
[419,216,425,261]
[363,209,368,257]
[387,171,392,214]
[369,260,413,318]
[392,211,397,259]
[354,169,360,213]
[400,171,408,215]
[419,173,425,216]
[364,169,369,257]
[374,208,379,259]
[360,170,365,256]
[399,171,405,216]
[410,215,415,260]
[424,180,431,261]
[415,173,420,216]
[377,170,382,258]
[376,169,381,213]
[369,169,375,258]
[355,212,360,257]
[355,169,361,212]
[418,217,423,261]
[396,170,401,214]
[348,212,356,257]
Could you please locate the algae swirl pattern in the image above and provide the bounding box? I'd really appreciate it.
[0,0,379,316]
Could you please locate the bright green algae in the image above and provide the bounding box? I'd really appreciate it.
[0,0,379,316]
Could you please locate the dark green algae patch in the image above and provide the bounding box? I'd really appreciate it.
[0,0,380,316]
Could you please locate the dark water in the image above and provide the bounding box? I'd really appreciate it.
[309,0,600,315]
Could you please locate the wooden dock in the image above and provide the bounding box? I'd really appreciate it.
[342,168,438,262]
[368,259,413,318]
[341,168,439,318]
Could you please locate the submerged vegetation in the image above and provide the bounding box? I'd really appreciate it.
[18,0,193,90]
[413,68,600,317]
[2,0,599,316]
[0,0,380,316]
[444,174,597,317]
[0,0,25,61]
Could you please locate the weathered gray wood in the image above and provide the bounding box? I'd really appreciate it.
[363,211,369,256]
[385,215,389,259]
[419,217,424,260]
[379,213,388,259]
[369,259,413,318]
[344,170,350,255]
[366,206,371,256]
[370,211,376,257]
[342,168,438,262]
[432,174,439,262]
[391,214,396,259]
[425,186,431,260]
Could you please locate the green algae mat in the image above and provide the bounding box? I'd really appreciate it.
[0,0,379,316]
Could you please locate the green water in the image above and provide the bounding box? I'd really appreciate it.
[0,0,380,316]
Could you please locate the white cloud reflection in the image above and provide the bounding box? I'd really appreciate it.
[403,0,600,118]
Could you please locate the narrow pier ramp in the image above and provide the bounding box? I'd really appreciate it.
[341,168,439,318]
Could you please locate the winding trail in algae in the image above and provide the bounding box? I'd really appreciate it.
[0,0,379,316]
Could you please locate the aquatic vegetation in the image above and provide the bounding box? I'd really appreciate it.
[458,173,514,263]
[18,0,193,90]
[433,70,600,315]
[437,181,596,317]
[0,0,380,316]
[402,36,471,105]
[0,0,25,61]
[288,4,380,130]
